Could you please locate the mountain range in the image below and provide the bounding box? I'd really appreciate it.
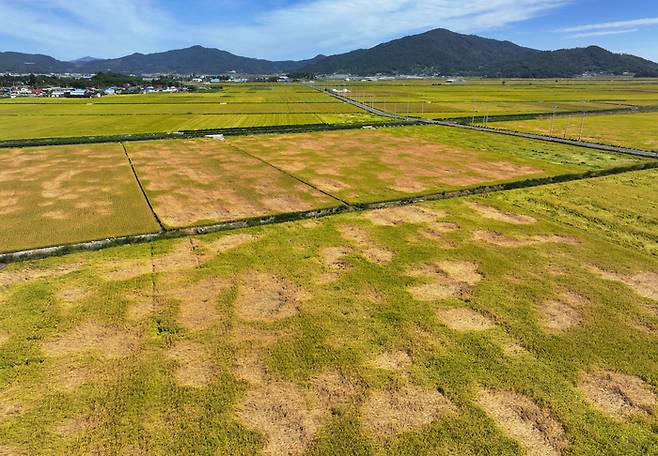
[2,28,657,77]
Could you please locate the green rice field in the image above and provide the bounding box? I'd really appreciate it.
[0,169,655,455]
[0,84,387,141]
[1,78,657,455]
[494,111,658,151]
[320,79,658,120]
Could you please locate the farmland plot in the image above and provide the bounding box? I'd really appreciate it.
[0,85,388,141]
[495,111,658,151]
[321,79,658,121]
[125,139,339,227]
[0,144,159,252]
[0,169,655,455]
[231,126,643,204]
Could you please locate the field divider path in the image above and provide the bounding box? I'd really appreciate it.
[1,161,656,265]
[319,88,658,159]
[226,142,354,207]
[121,142,166,231]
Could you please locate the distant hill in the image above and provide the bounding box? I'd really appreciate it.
[299,28,658,77]
[76,46,325,75]
[0,51,70,73]
[2,28,657,77]
[69,56,101,64]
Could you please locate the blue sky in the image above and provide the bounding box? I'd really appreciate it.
[1,0,657,62]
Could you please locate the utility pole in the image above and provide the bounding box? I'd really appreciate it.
[579,111,586,141]
[549,105,557,135]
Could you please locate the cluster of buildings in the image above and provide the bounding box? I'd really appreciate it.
[0,86,99,98]
[0,84,185,98]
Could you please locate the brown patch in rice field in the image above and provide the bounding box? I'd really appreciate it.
[41,322,138,359]
[153,240,207,273]
[420,222,459,239]
[465,201,536,224]
[42,210,69,220]
[237,382,323,455]
[437,308,496,331]
[207,233,260,253]
[102,240,208,282]
[320,246,353,272]
[0,445,24,456]
[57,286,91,309]
[102,258,152,281]
[234,352,269,385]
[364,286,386,304]
[540,291,587,332]
[167,340,216,388]
[338,225,393,265]
[438,260,482,284]
[502,342,531,357]
[236,273,303,322]
[311,370,363,409]
[125,289,156,322]
[365,205,444,226]
[631,318,657,335]
[473,230,579,247]
[362,385,456,437]
[0,262,82,287]
[407,261,482,302]
[588,265,657,302]
[0,332,9,348]
[299,219,321,229]
[580,370,657,419]
[168,277,227,331]
[476,388,568,456]
[55,416,91,437]
[372,350,412,370]
[0,396,25,422]
[50,362,94,392]
[390,177,429,193]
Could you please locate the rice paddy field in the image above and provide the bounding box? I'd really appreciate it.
[232,125,645,204]
[321,79,658,120]
[0,168,656,455]
[1,78,657,455]
[0,84,387,141]
[494,111,658,152]
[0,125,649,253]
[124,139,339,228]
[0,143,159,253]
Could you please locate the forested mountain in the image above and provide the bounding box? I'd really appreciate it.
[2,28,657,77]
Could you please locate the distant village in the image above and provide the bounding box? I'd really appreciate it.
[0,72,191,98]
[0,69,451,98]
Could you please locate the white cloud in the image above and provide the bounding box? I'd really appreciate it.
[567,29,638,39]
[558,17,658,33]
[0,0,569,60]
[193,0,571,59]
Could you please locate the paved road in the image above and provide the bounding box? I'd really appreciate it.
[321,89,658,160]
